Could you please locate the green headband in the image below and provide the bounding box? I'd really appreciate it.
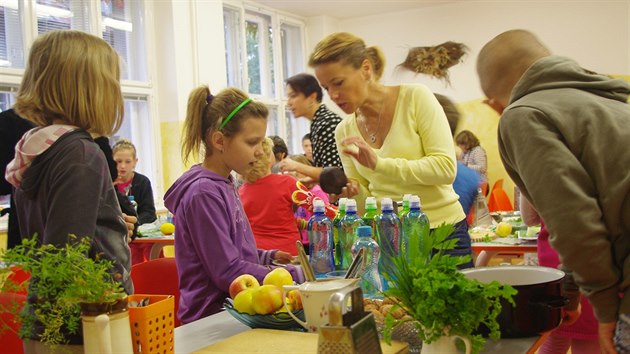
[219,98,252,131]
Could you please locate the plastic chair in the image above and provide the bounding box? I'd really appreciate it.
[4,266,31,295]
[131,257,181,327]
[0,291,27,354]
[487,180,514,212]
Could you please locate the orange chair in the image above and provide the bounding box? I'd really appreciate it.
[131,257,181,327]
[0,291,27,354]
[487,179,514,212]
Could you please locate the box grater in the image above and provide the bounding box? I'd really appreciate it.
[317,286,383,354]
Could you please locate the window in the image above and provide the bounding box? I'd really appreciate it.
[223,4,307,155]
[0,0,160,200]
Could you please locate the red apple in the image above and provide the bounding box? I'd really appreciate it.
[229,274,260,299]
[252,284,283,315]
[286,289,303,310]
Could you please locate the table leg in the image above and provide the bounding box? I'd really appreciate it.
[149,244,165,260]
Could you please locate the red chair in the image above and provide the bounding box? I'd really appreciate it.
[0,291,27,354]
[131,257,181,327]
[5,266,31,295]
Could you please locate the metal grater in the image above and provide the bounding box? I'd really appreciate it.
[317,286,383,354]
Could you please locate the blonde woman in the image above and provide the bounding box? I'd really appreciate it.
[6,30,132,349]
[239,138,301,256]
[113,138,157,264]
[309,32,472,268]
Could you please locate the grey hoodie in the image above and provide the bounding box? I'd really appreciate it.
[498,55,630,323]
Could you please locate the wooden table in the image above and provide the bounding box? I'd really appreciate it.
[174,309,539,354]
[472,239,537,267]
[132,236,174,260]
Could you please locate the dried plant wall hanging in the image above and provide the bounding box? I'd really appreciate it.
[398,41,468,85]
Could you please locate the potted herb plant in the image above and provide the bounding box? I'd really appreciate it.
[382,224,517,354]
[0,235,129,351]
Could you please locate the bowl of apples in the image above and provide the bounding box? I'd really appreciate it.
[224,268,306,331]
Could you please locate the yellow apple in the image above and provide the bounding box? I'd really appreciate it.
[229,274,260,299]
[263,267,293,288]
[286,289,303,310]
[495,222,513,237]
[233,288,256,315]
[252,284,283,315]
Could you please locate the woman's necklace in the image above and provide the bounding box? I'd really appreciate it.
[357,100,385,143]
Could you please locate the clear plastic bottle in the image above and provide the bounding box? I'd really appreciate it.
[375,197,402,290]
[128,195,138,212]
[399,194,412,219]
[332,198,347,271]
[402,195,430,260]
[362,197,378,238]
[307,199,335,277]
[352,225,382,298]
[338,199,364,271]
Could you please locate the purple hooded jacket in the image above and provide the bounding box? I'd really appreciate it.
[164,165,303,324]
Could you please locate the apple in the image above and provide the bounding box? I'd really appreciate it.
[262,267,293,288]
[229,274,260,299]
[252,284,283,315]
[233,288,256,315]
[286,289,303,310]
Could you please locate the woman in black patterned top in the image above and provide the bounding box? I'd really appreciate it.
[280,73,344,181]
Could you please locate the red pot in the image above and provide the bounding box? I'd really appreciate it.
[461,266,567,338]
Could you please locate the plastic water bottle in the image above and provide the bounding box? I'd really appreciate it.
[338,199,364,270]
[333,198,347,270]
[399,194,412,219]
[375,197,402,290]
[128,195,138,212]
[362,197,378,238]
[352,226,382,298]
[307,199,335,277]
[402,195,430,259]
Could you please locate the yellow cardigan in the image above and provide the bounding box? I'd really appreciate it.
[335,84,465,227]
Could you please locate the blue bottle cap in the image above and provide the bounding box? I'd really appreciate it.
[357,225,372,237]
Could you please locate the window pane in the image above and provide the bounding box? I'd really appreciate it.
[280,22,303,96]
[223,6,243,89]
[36,0,90,35]
[113,97,156,190]
[245,11,274,98]
[265,105,278,137]
[0,1,25,68]
[101,0,147,81]
[286,107,310,155]
[0,89,17,112]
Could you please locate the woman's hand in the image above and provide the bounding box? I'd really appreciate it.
[278,158,299,173]
[340,137,378,170]
[274,251,293,264]
[328,178,359,203]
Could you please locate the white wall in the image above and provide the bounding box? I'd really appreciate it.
[325,1,630,102]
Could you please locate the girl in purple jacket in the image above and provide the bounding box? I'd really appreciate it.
[164,86,304,324]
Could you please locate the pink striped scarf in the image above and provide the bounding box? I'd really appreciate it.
[5,125,78,188]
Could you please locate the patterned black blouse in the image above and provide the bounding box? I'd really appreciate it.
[311,104,343,168]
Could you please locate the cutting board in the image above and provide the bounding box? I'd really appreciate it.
[194,328,409,354]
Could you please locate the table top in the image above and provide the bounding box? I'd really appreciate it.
[133,236,174,244]
[174,309,539,354]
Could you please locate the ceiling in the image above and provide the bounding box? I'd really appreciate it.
[254,0,464,20]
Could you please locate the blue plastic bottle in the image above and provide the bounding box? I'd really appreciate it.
[307,199,335,278]
[402,195,431,260]
[375,197,402,290]
[128,195,138,212]
[352,225,382,298]
[338,199,364,271]
[333,198,347,270]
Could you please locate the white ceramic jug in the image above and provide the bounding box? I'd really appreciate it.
[81,300,133,354]
[283,278,358,332]
[421,334,471,354]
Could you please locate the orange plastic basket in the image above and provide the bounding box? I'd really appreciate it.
[128,294,175,354]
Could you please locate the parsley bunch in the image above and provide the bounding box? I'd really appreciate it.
[383,224,516,354]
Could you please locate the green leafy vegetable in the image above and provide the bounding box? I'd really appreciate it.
[383,223,517,354]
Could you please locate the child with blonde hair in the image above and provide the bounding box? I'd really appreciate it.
[6,30,132,348]
[113,138,157,263]
[164,86,304,324]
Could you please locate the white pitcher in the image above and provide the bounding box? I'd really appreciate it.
[283,278,358,332]
[81,299,133,354]
[421,334,471,354]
